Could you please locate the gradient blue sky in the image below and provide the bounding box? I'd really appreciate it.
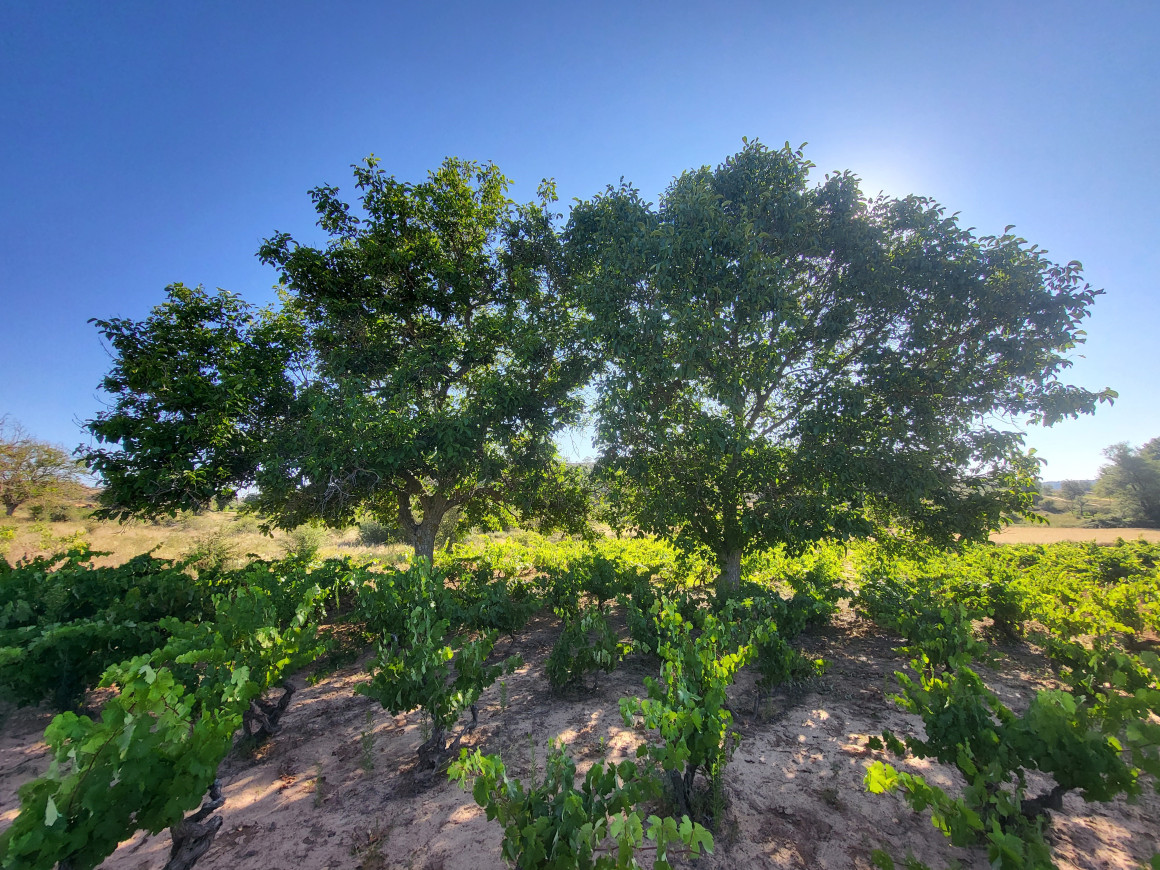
[2,1,1156,480]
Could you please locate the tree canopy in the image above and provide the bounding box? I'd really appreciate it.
[84,158,591,561]
[566,141,1115,586]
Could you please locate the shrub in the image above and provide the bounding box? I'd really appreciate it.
[546,607,627,692]
[450,742,713,870]
[621,600,751,822]
[283,525,326,561]
[747,622,826,708]
[867,656,1138,869]
[356,564,520,767]
[443,565,540,637]
[358,518,405,547]
[182,530,240,574]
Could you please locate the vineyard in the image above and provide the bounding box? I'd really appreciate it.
[1,532,1158,870]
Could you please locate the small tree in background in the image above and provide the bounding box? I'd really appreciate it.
[0,418,82,517]
[1094,439,1160,527]
[1060,479,1091,517]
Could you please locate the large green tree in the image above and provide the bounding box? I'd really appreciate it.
[1094,438,1160,527]
[566,141,1115,587]
[84,158,591,561]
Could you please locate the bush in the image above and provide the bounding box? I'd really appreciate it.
[748,622,826,706]
[1084,515,1128,529]
[356,564,520,767]
[26,501,73,521]
[546,607,627,692]
[443,566,540,637]
[620,600,752,821]
[283,525,326,561]
[358,518,406,547]
[867,655,1138,869]
[230,511,263,533]
[450,742,713,870]
[182,530,240,574]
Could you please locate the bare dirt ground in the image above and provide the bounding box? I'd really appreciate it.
[3,606,1156,870]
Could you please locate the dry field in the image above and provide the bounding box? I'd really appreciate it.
[0,508,411,568]
[990,525,1160,545]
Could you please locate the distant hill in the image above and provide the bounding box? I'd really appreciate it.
[1042,479,1095,492]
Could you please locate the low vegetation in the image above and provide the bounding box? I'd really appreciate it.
[0,517,1157,869]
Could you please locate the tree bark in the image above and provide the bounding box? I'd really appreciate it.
[165,780,225,870]
[412,517,440,565]
[242,685,295,742]
[667,767,697,818]
[716,549,743,591]
[416,722,447,769]
[397,486,450,566]
[1022,783,1068,820]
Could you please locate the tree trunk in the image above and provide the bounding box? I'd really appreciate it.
[416,722,447,769]
[716,549,743,591]
[165,780,225,870]
[398,490,450,566]
[3,502,15,517]
[1022,783,1068,820]
[242,685,295,742]
[667,767,697,818]
[412,518,440,566]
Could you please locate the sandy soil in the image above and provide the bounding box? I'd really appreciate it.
[3,607,1156,870]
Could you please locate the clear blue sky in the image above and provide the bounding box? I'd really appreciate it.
[2,1,1156,480]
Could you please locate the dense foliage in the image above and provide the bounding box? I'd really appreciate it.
[355,562,520,767]
[83,158,592,562]
[620,601,752,818]
[567,140,1114,586]
[0,547,212,710]
[3,527,1157,870]
[857,538,1160,869]
[1094,438,1160,527]
[451,742,712,870]
[0,570,336,870]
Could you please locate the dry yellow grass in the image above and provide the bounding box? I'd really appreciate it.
[990,524,1160,545]
[6,504,1158,567]
[0,508,409,567]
